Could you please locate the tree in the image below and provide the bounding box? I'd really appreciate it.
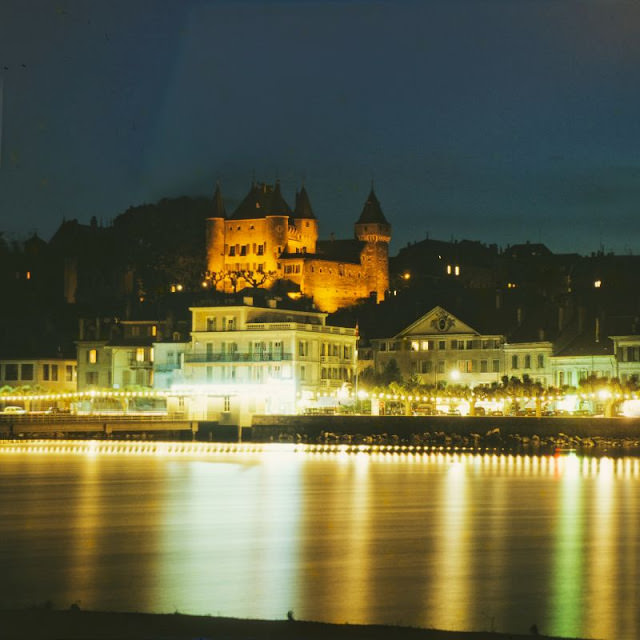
[241,270,277,288]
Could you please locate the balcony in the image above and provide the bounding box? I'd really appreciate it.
[184,352,293,364]
[128,358,153,368]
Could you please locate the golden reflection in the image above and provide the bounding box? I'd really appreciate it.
[586,458,615,636]
[431,457,471,630]
[549,452,583,637]
[67,456,101,605]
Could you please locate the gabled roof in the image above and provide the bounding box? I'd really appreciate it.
[356,187,390,226]
[294,186,315,219]
[393,305,481,339]
[229,181,292,220]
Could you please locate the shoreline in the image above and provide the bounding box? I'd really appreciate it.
[0,609,594,640]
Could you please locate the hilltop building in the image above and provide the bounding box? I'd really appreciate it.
[205,181,391,312]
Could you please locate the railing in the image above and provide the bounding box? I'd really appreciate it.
[128,358,153,368]
[245,322,355,335]
[184,352,293,364]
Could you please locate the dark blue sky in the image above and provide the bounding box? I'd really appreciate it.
[2,0,640,255]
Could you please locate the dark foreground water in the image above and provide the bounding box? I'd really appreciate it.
[0,446,638,640]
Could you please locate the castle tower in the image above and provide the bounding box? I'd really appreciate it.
[354,187,391,302]
[292,185,318,254]
[206,183,227,277]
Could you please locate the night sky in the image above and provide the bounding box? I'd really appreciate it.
[2,0,640,255]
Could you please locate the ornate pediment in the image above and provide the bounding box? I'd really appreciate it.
[397,306,477,338]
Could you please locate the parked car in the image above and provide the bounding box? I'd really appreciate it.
[2,406,26,414]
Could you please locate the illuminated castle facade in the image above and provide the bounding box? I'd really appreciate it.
[205,181,391,312]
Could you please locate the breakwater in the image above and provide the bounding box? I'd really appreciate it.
[250,414,640,455]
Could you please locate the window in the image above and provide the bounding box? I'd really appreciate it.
[411,341,420,351]
[136,348,145,362]
[86,371,99,385]
[492,360,500,373]
[451,340,458,350]
[511,355,519,369]
[43,364,50,380]
[88,349,98,364]
[5,364,18,381]
[421,360,433,373]
[537,354,545,369]
[151,325,157,337]
[458,360,473,373]
[480,360,488,373]
[21,364,34,380]
[466,340,474,349]
[229,246,236,256]
[206,317,216,331]
[438,341,446,350]
[300,365,306,381]
[65,364,74,381]
[51,364,58,381]
[437,360,445,374]
[421,340,433,351]
[524,355,531,369]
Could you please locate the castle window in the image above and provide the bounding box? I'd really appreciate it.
[257,244,264,255]
[250,225,254,230]
[240,245,247,256]
[237,226,241,230]
[229,246,236,256]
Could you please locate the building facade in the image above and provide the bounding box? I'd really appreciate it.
[0,358,77,393]
[76,318,188,391]
[183,296,357,425]
[503,341,554,387]
[371,306,505,388]
[205,182,391,312]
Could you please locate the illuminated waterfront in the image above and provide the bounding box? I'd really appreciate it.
[0,443,638,639]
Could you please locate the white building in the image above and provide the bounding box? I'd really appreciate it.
[503,341,554,387]
[183,296,357,425]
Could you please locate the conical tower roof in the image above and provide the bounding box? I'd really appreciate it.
[356,187,389,225]
[210,183,226,218]
[294,185,315,219]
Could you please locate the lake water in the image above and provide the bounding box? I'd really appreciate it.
[0,445,638,640]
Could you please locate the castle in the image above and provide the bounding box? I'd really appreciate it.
[205,181,391,312]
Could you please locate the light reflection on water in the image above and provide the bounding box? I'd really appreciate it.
[0,445,638,639]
